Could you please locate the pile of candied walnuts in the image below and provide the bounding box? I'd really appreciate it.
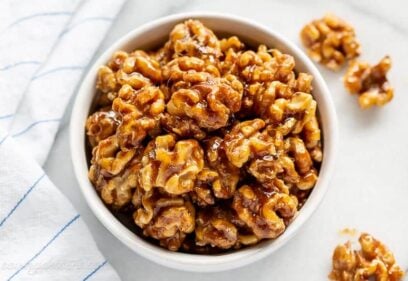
[300,13,394,109]
[86,19,323,253]
[330,233,404,281]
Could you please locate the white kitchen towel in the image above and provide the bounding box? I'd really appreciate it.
[0,0,126,280]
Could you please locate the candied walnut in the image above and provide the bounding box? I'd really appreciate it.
[218,43,243,77]
[119,50,162,82]
[191,168,218,206]
[220,36,245,53]
[222,120,313,189]
[238,46,296,83]
[98,160,141,209]
[241,71,313,118]
[107,51,129,71]
[218,36,245,75]
[232,185,298,239]
[300,14,361,70]
[160,113,206,140]
[252,81,293,117]
[144,202,195,251]
[329,233,405,281]
[112,84,165,150]
[276,150,318,191]
[248,156,282,185]
[88,136,141,208]
[115,69,152,90]
[235,47,298,116]
[97,66,118,94]
[267,92,317,135]
[285,137,313,175]
[133,188,184,225]
[224,119,275,168]
[89,135,135,177]
[162,56,219,85]
[302,115,321,148]
[168,19,221,59]
[167,76,243,130]
[204,137,241,199]
[196,207,238,249]
[86,109,120,147]
[292,72,313,94]
[134,192,195,251]
[344,56,393,109]
[138,135,204,195]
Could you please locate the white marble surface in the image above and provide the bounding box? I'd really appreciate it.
[44,0,408,279]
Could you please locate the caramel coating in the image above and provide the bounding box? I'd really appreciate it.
[232,185,298,239]
[99,160,140,209]
[133,189,195,251]
[90,135,135,177]
[329,233,405,281]
[224,119,271,168]
[169,19,221,59]
[113,84,165,150]
[160,113,206,140]
[88,136,139,209]
[139,134,204,195]
[167,76,243,130]
[204,136,241,199]
[86,19,323,253]
[344,56,393,109]
[196,207,238,249]
[86,109,120,147]
[300,14,361,70]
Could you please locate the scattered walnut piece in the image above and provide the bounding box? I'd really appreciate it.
[344,56,394,109]
[329,233,405,281]
[300,13,361,70]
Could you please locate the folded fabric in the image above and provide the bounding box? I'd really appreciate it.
[0,0,126,279]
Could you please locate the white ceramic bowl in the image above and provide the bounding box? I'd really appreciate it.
[70,12,338,272]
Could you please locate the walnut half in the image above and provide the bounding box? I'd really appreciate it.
[300,13,361,70]
[329,233,405,281]
[344,56,393,109]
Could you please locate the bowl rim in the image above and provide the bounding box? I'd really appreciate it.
[70,11,338,272]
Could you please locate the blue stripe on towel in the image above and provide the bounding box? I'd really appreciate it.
[59,16,114,38]
[12,118,61,138]
[0,114,14,120]
[31,65,85,80]
[7,11,73,29]
[7,214,80,281]
[0,174,46,228]
[0,61,41,71]
[0,134,9,146]
[82,260,108,281]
